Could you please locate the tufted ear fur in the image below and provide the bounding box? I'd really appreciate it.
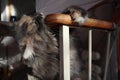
[33,13,47,32]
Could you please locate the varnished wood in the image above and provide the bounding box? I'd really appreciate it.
[45,14,113,30]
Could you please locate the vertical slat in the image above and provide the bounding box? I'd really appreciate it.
[88,29,92,80]
[60,25,70,80]
[104,32,111,80]
[117,32,120,80]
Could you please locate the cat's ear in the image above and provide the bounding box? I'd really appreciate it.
[18,15,30,24]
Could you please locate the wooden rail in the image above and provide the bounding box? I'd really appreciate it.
[45,14,113,30]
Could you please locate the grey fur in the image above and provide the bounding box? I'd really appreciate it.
[14,13,59,80]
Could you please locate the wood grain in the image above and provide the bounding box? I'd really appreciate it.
[45,13,113,30]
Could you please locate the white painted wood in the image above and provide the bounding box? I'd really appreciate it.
[88,29,92,80]
[60,25,70,80]
[104,32,111,80]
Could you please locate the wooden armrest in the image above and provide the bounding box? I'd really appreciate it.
[45,13,113,30]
